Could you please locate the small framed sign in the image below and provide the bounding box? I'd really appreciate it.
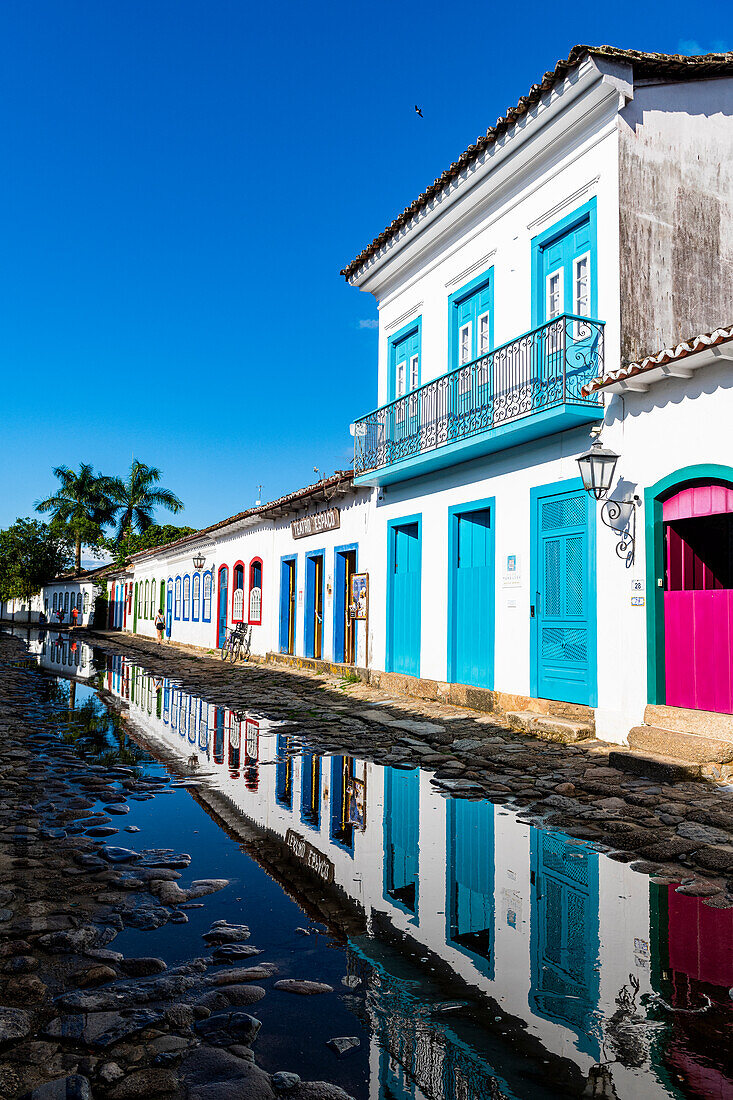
[349,573,368,620]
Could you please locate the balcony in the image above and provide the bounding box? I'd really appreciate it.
[353,315,605,486]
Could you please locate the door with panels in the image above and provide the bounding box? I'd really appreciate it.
[529,830,600,1058]
[388,519,422,677]
[165,580,173,639]
[451,277,493,431]
[449,502,494,689]
[389,322,421,456]
[217,566,229,649]
[305,552,324,660]
[279,558,297,655]
[534,202,597,400]
[383,766,420,917]
[532,482,596,706]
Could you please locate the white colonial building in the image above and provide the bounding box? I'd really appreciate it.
[51,46,733,758]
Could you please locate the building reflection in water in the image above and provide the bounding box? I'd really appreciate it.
[35,643,733,1100]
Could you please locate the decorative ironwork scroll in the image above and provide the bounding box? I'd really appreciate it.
[353,314,604,476]
[600,498,636,567]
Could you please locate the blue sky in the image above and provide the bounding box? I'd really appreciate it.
[1,1,728,532]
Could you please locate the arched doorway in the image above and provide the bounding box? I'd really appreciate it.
[646,466,733,713]
[217,566,229,649]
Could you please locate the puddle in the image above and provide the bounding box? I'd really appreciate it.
[14,629,733,1098]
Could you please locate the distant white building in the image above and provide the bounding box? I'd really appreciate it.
[41,563,112,627]
[84,46,733,755]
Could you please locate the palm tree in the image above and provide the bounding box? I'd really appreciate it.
[107,461,183,543]
[36,463,115,573]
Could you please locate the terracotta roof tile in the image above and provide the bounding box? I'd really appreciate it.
[340,45,733,282]
[584,323,733,394]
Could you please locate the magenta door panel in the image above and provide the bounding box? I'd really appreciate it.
[665,590,733,712]
[663,485,733,521]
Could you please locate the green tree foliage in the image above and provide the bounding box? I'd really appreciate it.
[106,461,184,543]
[105,524,197,565]
[0,519,72,620]
[36,463,115,572]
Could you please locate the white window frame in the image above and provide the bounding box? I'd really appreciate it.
[545,268,563,319]
[573,251,591,338]
[545,268,564,352]
[459,321,472,366]
[409,354,419,391]
[395,359,407,422]
[477,311,491,357]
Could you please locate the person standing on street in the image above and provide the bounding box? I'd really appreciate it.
[154,608,165,644]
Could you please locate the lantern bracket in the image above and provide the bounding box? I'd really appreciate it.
[599,496,640,568]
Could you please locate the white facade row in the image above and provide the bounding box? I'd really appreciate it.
[43,47,733,748]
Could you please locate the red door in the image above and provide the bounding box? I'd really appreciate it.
[664,484,733,713]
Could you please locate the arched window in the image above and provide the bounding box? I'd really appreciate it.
[192,573,201,621]
[77,592,83,612]
[144,579,150,618]
[248,558,263,625]
[202,572,212,622]
[183,575,191,620]
[83,591,89,614]
[174,577,182,619]
[150,579,156,618]
[63,592,69,612]
[232,562,245,622]
[53,593,58,611]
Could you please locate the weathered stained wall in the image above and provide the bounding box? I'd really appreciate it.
[619,76,733,362]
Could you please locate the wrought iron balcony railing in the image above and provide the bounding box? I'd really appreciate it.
[353,314,604,477]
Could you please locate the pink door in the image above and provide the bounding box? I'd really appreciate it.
[664,484,733,713]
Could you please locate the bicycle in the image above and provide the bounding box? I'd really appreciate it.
[221,622,251,663]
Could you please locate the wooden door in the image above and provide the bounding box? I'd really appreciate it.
[389,522,421,676]
[314,555,323,659]
[451,508,494,688]
[217,567,229,649]
[664,485,733,713]
[534,487,594,705]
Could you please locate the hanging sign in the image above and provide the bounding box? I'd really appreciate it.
[502,553,522,588]
[349,573,368,620]
[291,507,340,539]
[285,829,335,883]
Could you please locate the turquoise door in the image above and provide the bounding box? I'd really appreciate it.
[388,521,421,676]
[530,830,600,1057]
[533,485,596,705]
[537,214,595,392]
[389,325,420,455]
[450,506,494,688]
[165,581,173,638]
[383,767,420,916]
[451,278,493,431]
[217,566,228,648]
[447,798,495,975]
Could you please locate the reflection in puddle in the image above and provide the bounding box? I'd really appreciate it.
[22,632,733,1099]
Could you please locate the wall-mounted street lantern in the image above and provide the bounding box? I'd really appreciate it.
[576,440,619,500]
[577,439,638,567]
[192,552,206,571]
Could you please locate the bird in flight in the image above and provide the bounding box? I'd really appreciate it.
[414,105,423,117]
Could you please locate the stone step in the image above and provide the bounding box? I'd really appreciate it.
[505,710,594,743]
[644,704,733,743]
[608,749,701,782]
[629,725,733,764]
